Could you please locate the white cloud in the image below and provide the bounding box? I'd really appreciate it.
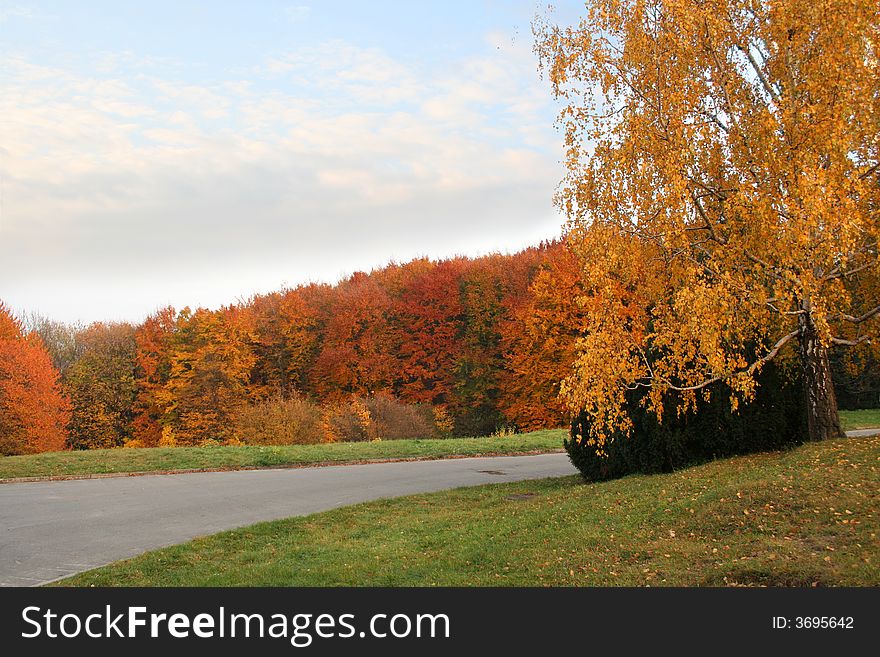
[0,35,565,323]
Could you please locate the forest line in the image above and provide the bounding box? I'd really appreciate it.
[3,237,876,456]
[1,241,585,454]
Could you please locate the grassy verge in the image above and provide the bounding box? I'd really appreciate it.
[0,429,565,481]
[56,434,879,587]
[2,409,875,482]
[840,408,880,431]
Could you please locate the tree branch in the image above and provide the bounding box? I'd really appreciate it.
[831,336,872,347]
[688,189,728,244]
[735,43,780,105]
[646,329,799,393]
[858,162,879,180]
[766,301,804,316]
[837,305,880,324]
[823,258,877,282]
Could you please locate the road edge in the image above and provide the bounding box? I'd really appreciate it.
[0,448,567,485]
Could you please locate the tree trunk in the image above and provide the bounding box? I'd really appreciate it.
[798,310,845,441]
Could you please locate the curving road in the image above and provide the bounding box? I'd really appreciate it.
[0,453,576,587]
[4,429,876,588]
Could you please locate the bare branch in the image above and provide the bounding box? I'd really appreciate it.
[823,258,878,282]
[741,249,791,284]
[684,173,737,201]
[697,108,730,133]
[831,336,872,347]
[735,43,780,104]
[837,304,880,324]
[766,301,804,316]
[688,189,729,246]
[858,162,879,180]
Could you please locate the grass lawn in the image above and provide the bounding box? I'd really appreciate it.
[0,429,565,481]
[840,408,880,431]
[2,409,876,481]
[56,433,879,587]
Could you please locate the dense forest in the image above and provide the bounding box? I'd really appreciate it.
[0,241,592,454]
[1,239,876,456]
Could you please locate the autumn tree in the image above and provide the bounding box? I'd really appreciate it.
[536,0,879,444]
[500,242,586,431]
[391,259,465,407]
[130,306,176,447]
[310,272,396,400]
[65,322,137,450]
[451,257,507,435]
[158,306,262,446]
[247,284,325,394]
[22,312,83,375]
[455,248,554,434]
[0,302,70,454]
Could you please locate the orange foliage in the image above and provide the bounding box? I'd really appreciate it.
[310,272,396,400]
[158,306,263,446]
[131,307,176,447]
[537,0,879,444]
[392,259,464,406]
[500,243,585,431]
[247,284,325,394]
[0,302,70,454]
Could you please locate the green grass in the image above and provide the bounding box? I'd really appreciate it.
[2,409,875,481]
[56,433,879,587]
[0,429,565,481]
[840,408,880,431]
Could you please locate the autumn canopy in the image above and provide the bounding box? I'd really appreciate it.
[536,0,879,445]
[1,1,877,456]
[0,302,70,454]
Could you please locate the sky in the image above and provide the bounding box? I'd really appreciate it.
[1,0,583,324]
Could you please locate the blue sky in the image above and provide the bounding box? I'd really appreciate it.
[1,1,583,323]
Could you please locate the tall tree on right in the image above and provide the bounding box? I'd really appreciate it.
[536,0,879,445]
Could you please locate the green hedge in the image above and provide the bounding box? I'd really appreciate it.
[565,362,806,481]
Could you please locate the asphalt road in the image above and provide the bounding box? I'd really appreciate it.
[846,428,880,437]
[0,453,576,587]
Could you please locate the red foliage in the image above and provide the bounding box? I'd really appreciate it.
[130,306,176,447]
[391,259,465,406]
[499,242,585,431]
[310,272,397,400]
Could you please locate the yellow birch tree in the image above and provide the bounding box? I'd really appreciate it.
[536,0,879,444]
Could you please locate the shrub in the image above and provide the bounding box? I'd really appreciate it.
[234,394,325,446]
[362,395,437,440]
[321,396,445,442]
[322,398,375,442]
[832,349,880,410]
[432,406,455,438]
[565,361,806,481]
